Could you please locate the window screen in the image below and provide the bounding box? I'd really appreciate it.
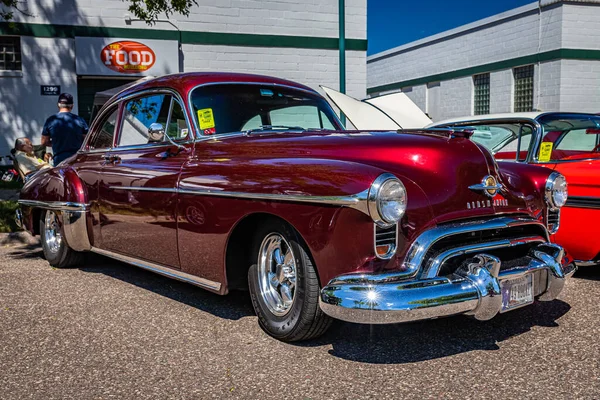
[473,73,490,115]
[513,65,534,112]
[0,36,21,71]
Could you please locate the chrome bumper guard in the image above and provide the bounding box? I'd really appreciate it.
[14,208,23,229]
[320,243,576,324]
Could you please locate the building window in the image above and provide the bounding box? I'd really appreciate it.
[473,73,490,115]
[513,65,534,112]
[0,36,21,71]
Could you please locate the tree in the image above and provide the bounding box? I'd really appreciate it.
[0,0,31,21]
[0,0,199,24]
[125,0,198,23]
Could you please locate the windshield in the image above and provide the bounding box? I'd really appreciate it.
[449,123,534,161]
[189,84,341,136]
[537,115,600,162]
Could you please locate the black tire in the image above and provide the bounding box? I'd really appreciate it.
[248,219,332,342]
[39,209,84,268]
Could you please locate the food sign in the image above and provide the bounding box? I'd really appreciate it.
[100,41,156,74]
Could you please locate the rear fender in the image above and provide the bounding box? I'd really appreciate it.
[18,167,92,251]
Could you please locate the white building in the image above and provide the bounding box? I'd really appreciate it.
[367,0,600,122]
[0,0,366,161]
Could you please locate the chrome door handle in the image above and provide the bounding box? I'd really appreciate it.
[103,155,121,164]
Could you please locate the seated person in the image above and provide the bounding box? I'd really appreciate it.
[13,137,51,178]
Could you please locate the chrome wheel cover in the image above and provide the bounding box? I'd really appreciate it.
[44,211,62,254]
[257,233,297,317]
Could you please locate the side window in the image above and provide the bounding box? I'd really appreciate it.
[167,100,190,140]
[555,129,596,151]
[119,94,171,146]
[88,107,119,150]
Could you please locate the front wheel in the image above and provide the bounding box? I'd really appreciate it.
[248,220,331,342]
[40,210,84,268]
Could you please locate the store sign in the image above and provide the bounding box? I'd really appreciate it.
[75,37,178,77]
[100,41,156,74]
[40,85,61,96]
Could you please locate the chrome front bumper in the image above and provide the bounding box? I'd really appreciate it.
[320,243,576,324]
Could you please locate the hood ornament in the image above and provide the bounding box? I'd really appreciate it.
[469,175,502,198]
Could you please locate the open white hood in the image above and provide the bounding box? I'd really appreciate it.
[321,86,431,130]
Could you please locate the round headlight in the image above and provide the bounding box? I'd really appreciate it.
[368,174,407,226]
[545,172,568,209]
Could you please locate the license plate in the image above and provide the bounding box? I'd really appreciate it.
[500,274,534,312]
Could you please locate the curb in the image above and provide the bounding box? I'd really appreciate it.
[0,231,39,246]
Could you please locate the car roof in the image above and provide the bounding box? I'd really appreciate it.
[115,72,318,100]
[430,111,600,127]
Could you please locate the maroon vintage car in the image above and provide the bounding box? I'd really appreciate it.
[16,73,575,341]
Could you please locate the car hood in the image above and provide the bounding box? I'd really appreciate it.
[200,130,529,224]
[321,86,432,130]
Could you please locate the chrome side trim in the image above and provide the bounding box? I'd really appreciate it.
[565,196,600,209]
[91,247,222,292]
[109,185,370,214]
[180,187,370,213]
[109,186,178,194]
[421,235,546,279]
[18,200,90,212]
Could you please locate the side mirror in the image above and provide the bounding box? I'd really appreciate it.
[148,123,165,142]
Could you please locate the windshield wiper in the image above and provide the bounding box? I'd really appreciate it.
[244,125,307,134]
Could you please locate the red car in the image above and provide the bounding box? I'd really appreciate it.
[16,73,575,341]
[433,113,600,268]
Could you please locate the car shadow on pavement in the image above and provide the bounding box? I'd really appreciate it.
[574,267,600,281]
[78,253,256,321]
[299,299,571,364]
[6,246,255,321]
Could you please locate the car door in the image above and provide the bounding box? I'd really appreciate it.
[98,91,194,268]
[71,104,121,248]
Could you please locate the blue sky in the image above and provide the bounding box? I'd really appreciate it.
[367,0,534,55]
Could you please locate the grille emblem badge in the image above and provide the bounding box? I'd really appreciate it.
[469,175,502,198]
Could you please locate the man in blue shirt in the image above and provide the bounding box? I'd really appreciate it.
[41,93,89,165]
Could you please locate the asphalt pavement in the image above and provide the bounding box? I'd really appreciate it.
[1,240,599,399]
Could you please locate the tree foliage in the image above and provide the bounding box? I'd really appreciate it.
[0,0,32,21]
[0,0,199,24]
[125,0,199,24]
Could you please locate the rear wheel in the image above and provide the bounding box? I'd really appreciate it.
[40,210,84,268]
[248,220,331,342]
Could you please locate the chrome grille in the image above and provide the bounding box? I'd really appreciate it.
[374,224,397,259]
[547,209,560,234]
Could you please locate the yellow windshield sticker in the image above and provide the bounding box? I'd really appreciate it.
[539,142,553,162]
[198,108,215,130]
